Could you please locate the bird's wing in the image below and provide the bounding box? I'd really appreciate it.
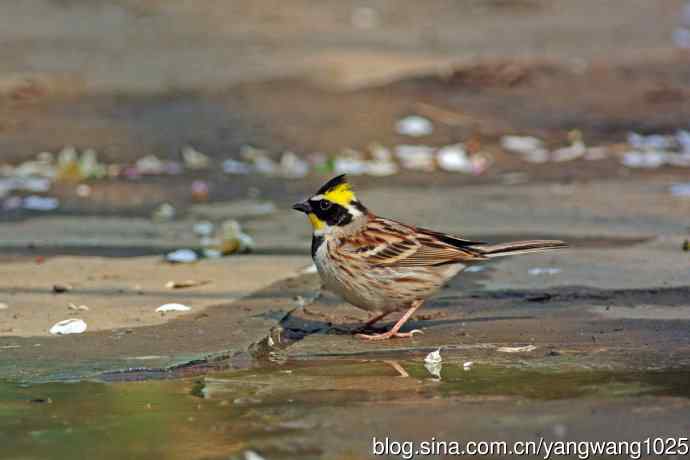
[341,217,487,267]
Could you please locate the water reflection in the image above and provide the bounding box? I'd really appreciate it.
[1,360,689,459]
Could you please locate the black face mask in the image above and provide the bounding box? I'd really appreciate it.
[308,199,353,227]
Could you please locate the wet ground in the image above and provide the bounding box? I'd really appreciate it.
[3,359,690,460]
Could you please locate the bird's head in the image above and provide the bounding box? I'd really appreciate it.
[292,174,367,235]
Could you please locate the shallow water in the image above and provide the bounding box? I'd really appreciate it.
[2,359,689,460]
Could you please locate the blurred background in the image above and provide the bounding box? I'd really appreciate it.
[1,0,689,223]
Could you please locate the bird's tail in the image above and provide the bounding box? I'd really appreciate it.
[474,240,568,258]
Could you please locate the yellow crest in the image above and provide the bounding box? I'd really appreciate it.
[324,182,355,207]
[316,174,356,207]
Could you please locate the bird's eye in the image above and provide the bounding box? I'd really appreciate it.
[319,200,332,211]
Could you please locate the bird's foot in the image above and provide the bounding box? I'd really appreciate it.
[355,329,423,341]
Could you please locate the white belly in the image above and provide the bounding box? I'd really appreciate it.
[313,239,465,313]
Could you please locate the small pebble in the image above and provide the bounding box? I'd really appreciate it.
[49,318,87,335]
[244,451,266,460]
[165,249,198,263]
[156,303,191,313]
[396,115,433,137]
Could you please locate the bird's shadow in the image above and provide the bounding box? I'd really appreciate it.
[281,308,533,339]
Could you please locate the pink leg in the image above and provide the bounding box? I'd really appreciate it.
[356,300,424,341]
[383,360,410,377]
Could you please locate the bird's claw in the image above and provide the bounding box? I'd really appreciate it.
[355,329,423,341]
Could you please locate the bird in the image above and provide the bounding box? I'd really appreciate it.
[292,174,567,340]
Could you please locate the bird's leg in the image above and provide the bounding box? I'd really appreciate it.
[353,311,391,332]
[383,360,410,377]
[355,300,424,341]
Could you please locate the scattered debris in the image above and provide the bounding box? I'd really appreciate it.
[367,144,399,176]
[68,303,89,311]
[497,344,537,353]
[395,145,435,171]
[165,249,199,264]
[222,158,252,175]
[280,151,310,179]
[156,303,191,313]
[622,131,690,169]
[218,220,255,255]
[181,145,210,170]
[627,132,675,151]
[333,147,400,176]
[436,144,471,172]
[502,131,616,164]
[191,180,209,202]
[463,361,474,370]
[136,155,164,175]
[0,177,51,195]
[165,280,210,289]
[152,203,176,222]
[49,318,87,335]
[528,267,562,276]
[396,115,433,137]
[334,149,368,175]
[424,352,442,379]
[366,159,398,176]
[193,221,215,237]
[244,451,266,460]
[552,131,586,162]
[240,145,277,176]
[56,146,107,181]
[425,348,443,364]
[621,151,666,169]
[22,195,59,211]
[501,135,544,155]
[0,302,8,310]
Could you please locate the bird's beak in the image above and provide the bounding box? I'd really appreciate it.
[292,201,311,214]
